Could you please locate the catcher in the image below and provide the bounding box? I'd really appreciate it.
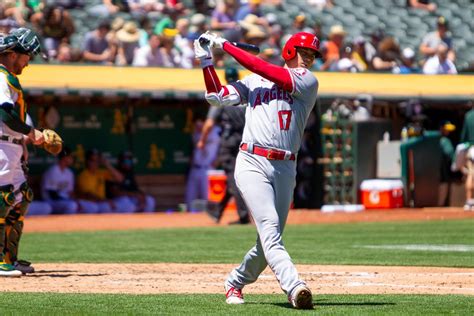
[0,28,62,277]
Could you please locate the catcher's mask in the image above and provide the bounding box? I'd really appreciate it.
[282,32,322,61]
[0,28,46,60]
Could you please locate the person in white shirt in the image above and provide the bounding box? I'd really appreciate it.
[41,147,79,214]
[423,43,457,75]
[132,33,164,67]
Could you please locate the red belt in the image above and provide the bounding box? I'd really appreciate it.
[240,143,296,161]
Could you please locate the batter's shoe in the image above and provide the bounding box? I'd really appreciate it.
[0,262,22,277]
[289,285,313,309]
[14,260,35,274]
[225,284,244,304]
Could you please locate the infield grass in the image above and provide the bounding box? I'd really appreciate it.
[0,293,472,315]
[21,219,474,267]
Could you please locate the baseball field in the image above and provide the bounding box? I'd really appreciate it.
[1,208,473,315]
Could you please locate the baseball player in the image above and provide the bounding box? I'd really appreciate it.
[199,67,250,224]
[185,117,220,212]
[194,31,321,309]
[0,28,45,276]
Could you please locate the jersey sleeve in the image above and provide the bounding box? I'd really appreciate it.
[229,78,250,105]
[0,74,14,105]
[288,68,319,96]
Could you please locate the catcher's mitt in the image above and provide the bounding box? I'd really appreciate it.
[42,129,63,156]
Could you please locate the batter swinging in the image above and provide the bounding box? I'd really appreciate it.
[194,32,321,309]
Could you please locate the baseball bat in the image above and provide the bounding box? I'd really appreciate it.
[199,37,260,55]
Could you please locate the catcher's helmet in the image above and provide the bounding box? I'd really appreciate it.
[282,32,322,61]
[0,28,42,58]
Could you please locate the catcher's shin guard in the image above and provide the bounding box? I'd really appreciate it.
[4,183,31,264]
[0,185,15,262]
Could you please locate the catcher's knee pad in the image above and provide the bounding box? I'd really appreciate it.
[19,182,34,203]
[0,184,15,216]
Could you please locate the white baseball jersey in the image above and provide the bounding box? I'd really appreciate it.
[0,70,24,140]
[41,164,75,200]
[0,67,28,188]
[230,68,318,153]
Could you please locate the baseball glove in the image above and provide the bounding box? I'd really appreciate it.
[42,129,63,156]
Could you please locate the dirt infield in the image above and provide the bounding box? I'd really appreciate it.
[7,264,474,295]
[13,208,473,296]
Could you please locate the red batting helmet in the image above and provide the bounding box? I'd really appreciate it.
[281,32,322,61]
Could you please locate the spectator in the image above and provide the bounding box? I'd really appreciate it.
[132,33,165,66]
[41,146,79,214]
[210,0,238,32]
[406,0,437,12]
[115,21,140,65]
[336,44,360,72]
[54,0,85,9]
[393,47,421,74]
[31,5,75,60]
[243,26,267,48]
[307,0,334,10]
[351,36,369,71]
[82,20,115,64]
[372,37,401,72]
[289,14,313,35]
[259,24,283,65]
[422,43,457,74]
[88,0,130,18]
[0,18,19,35]
[127,0,164,18]
[1,1,26,27]
[160,32,182,67]
[76,149,135,213]
[364,28,385,69]
[185,118,220,212]
[56,42,82,62]
[187,13,208,41]
[235,0,264,22]
[108,151,156,212]
[321,25,346,71]
[419,16,455,63]
[174,18,194,68]
[136,15,152,47]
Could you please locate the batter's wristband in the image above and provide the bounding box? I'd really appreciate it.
[200,57,213,68]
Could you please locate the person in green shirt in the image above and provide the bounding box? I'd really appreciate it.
[460,107,474,144]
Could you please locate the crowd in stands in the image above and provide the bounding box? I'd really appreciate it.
[0,0,471,73]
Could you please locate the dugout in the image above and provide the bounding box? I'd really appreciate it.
[21,65,474,210]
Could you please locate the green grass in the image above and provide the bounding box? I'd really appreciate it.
[0,293,472,315]
[21,219,474,267]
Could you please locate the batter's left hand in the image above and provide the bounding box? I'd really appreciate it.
[194,37,212,60]
[200,31,228,49]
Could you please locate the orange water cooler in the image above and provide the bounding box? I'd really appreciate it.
[360,179,404,209]
[207,170,236,211]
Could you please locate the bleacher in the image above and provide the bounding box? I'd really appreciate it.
[60,0,473,70]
